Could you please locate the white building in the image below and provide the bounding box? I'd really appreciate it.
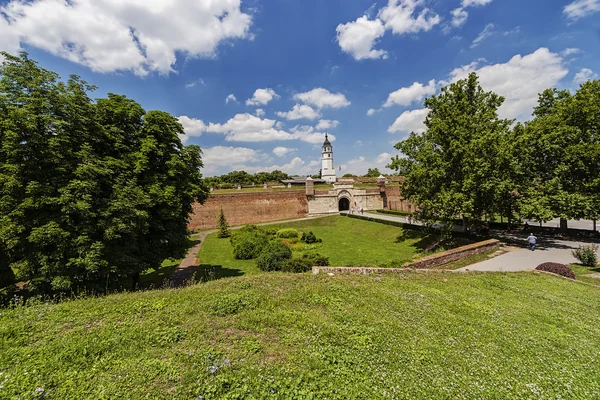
[321,133,337,183]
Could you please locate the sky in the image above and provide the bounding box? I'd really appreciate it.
[0,0,599,177]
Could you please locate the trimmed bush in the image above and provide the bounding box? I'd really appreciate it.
[230,226,269,260]
[276,228,299,239]
[282,253,330,273]
[535,262,575,279]
[301,231,322,244]
[256,241,292,271]
[572,244,598,267]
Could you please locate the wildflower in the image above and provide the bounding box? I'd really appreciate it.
[208,366,218,374]
[223,359,231,367]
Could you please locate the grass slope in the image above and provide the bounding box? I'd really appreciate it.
[196,216,436,279]
[1,272,600,399]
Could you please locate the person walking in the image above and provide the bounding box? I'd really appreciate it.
[527,233,537,251]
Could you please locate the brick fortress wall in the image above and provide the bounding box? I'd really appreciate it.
[188,191,309,230]
[383,186,415,213]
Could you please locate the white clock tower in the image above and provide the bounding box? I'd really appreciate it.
[321,133,336,183]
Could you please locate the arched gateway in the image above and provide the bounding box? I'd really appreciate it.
[338,197,350,211]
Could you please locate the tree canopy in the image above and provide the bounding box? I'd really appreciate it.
[389,73,512,231]
[0,52,209,296]
[389,72,600,232]
[364,168,381,178]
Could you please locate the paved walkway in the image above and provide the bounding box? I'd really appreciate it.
[359,212,596,273]
[458,235,590,272]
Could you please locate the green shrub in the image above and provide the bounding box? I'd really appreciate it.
[256,241,292,271]
[572,244,598,267]
[301,231,322,244]
[230,226,269,260]
[217,209,230,238]
[276,228,299,239]
[282,253,330,273]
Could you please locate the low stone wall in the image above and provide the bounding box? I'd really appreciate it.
[312,266,452,275]
[403,239,500,269]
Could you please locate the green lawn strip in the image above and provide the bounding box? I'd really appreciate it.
[1,273,600,398]
[198,216,432,274]
[568,263,600,287]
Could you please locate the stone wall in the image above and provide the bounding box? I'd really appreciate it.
[384,186,415,212]
[403,239,500,269]
[188,191,308,230]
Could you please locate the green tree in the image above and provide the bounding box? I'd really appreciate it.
[217,209,231,238]
[513,82,600,231]
[388,73,512,232]
[0,52,208,296]
[364,168,381,178]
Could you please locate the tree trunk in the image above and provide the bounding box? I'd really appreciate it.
[462,216,468,233]
[560,218,568,233]
[593,220,597,232]
[131,272,140,291]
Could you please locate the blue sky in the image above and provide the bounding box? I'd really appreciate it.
[1,0,599,176]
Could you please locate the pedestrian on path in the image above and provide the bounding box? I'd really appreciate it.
[527,233,537,251]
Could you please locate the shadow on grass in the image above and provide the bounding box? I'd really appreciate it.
[194,264,244,283]
[140,264,179,289]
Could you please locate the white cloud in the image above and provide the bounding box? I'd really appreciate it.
[462,0,494,6]
[471,23,495,48]
[388,108,428,134]
[451,0,494,28]
[336,16,388,61]
[564,0,600,19]
[449,48,569,120]
[378,0,441,35]
[451,8,468,27]
[246,88,280,106]
[255,109,266,117]
[276,104,322,121]
[289,125,337,144]
[384,79,436,107]
[340,153,397,175]
[185,78,205,89]
[0,0,252,75]
[293,88,351,109]
[230,157,314,176]
[273,147,297,157]
[203,146,264,168]
[336,0,442,61]
[574,68,598,85]
[561,48,581,57]
[177,116,206,144]
[367,108,381,116]
[206,113,334,144]
[316,119,340,130]
[225,94,238,104]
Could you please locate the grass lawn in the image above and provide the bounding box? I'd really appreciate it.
[568,263,600,287]
[1,272,599,399]
[196,216,438,278]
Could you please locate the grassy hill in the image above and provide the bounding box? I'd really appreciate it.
[2,272,600,399]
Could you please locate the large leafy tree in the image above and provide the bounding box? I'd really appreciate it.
[388,73,513,231]
[514,82,600,231]
[0,52,208,295]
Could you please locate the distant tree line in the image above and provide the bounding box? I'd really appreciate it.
[389,72,600,232]
[204,170,291,188]
[0,53,209,299]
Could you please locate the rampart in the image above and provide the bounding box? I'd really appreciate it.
[188,191,309,230]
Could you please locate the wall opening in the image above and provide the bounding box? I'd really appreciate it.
[338,197,350,211]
